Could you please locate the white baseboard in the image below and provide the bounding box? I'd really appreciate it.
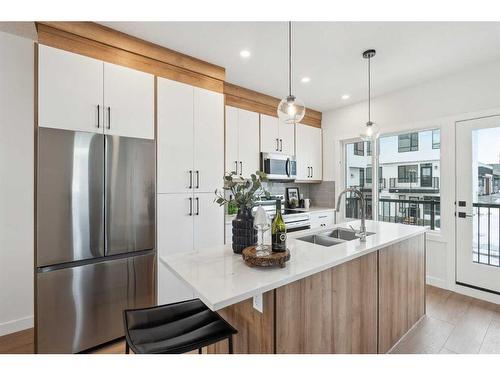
[0,316,33,337]
[426,275,447,289]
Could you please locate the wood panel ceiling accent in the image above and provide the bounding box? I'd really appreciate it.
[224,82,322,128]
[36,22,225,93]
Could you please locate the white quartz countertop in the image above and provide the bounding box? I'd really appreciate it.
[160,220,427,311]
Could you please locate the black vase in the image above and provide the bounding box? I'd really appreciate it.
[232,207,257,254]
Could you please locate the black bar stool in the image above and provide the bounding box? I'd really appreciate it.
[123,299,237,354]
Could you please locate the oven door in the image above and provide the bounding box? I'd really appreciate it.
[261,153,296,180]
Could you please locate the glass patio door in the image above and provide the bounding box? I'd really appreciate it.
[456,115,500,293]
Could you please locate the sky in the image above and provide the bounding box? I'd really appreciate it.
[475,127,500,165]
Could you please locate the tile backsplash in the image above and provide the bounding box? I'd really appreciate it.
[308,181,336,208]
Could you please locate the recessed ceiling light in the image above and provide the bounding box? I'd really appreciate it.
[341,94,350,100]
[240,50,251,58]
[301,77,311,83]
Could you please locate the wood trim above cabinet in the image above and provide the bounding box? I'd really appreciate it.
[36,22,225,93]
[224,82,322,128]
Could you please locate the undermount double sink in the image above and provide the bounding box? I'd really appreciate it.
[297,228,375,247]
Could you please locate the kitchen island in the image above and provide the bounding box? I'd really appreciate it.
[161,220,427,354]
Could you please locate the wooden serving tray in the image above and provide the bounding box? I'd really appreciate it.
[242,246,290,268]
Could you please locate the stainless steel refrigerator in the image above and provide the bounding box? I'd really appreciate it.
[36,128,156,353]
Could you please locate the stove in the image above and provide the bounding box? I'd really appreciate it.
[253,195,311,232]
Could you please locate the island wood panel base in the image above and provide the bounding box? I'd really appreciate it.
[275,251,378,353]
[205,234,425,354]
[206,291,275,354]
[378,233,426,353]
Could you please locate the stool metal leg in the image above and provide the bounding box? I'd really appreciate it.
[198,347,202,354]
[228,335,233,354]
[125,341,130,354]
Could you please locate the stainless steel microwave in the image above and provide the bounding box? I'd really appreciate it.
[260,152,297,180]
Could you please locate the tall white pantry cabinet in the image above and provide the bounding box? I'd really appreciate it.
[157,77,224,304]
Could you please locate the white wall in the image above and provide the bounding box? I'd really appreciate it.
[322,59,500,304]
[0,31,34,335]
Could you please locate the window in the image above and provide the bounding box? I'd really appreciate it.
[366,141,372,156]
[398,165,418,183]
[366,166,383,183]
[399,195,406,200]
[420,163,433,187]
[354,141,364,156]
[398,133,419,152]
[432,129,440,149]
[359,168,365,187]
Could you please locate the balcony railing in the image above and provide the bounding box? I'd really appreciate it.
[388,177,440,193]
[345,197,440,230]
[473,203,500,267]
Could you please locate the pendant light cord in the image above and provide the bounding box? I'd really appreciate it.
[368,56,371,124]
[288,21,292,97]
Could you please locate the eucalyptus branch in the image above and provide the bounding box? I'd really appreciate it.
[214,171,270,210]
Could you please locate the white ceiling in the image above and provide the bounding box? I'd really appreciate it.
[100,22,500,112]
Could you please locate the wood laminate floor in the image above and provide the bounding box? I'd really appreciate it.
[1,285,499,354]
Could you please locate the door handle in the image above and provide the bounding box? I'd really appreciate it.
[234,161,238,175]
[96,105,100,128]
[240,162,243,176]
[196,171,200,189]
[188,170,192,189]
[107,107,111,130]
[188,197,193,216]
[285,158,290,177]
[307,167,311,178]
[195,197,200,215]
[311,166,313,178]
[280,139,283,152]
[276,138,279,151]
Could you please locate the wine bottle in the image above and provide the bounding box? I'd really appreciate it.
[271,198,287,252]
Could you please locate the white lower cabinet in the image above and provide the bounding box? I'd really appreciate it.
[310,210,335,229]
[157,192,223,305]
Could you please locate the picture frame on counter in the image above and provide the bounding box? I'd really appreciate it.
[286,187,300,208]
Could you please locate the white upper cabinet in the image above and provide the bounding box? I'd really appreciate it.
[39,45,103,133]
[260,114,280,153]
[260,114,295,155]
[194,88,224,193]
[296,123,322,181]
[39,45,154,138]
[225,106,239,174]
[103,62,154,139]
[238,109,260,178]
[157,77,224,194]
[225,106,260,179]
[157,78,194,194]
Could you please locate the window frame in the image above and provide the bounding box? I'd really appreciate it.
[398,164,419,183]
[432,129,440,149]
[354,141,364,156]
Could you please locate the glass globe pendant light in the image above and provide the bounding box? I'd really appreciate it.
[277,22,305,124]
[360,49,380,141]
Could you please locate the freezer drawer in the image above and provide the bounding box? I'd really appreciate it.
[36,252,155,353]
[37,128,104,267]
[105,135,155,256]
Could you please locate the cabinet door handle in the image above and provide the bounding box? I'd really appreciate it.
[311,166,314,178]
[196,170,200,189]
[276,138,279,151]
[188,170,192,189]
[240,162,243,176]
[195,197,200,215]
[280,139,283,152]
[96,105,100,128]
[307,167,311,178]
[188,197,193,216]
[107,106,111,130]
[234,161,238,175]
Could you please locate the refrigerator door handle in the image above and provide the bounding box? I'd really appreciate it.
[107,107,111,130]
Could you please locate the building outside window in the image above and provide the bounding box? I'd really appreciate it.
[366,141,372,156]
[398,165,418,183]
[432,129,440,149]
[398,132,419,152]
[344,128,441,230]
[354,141,364,156]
